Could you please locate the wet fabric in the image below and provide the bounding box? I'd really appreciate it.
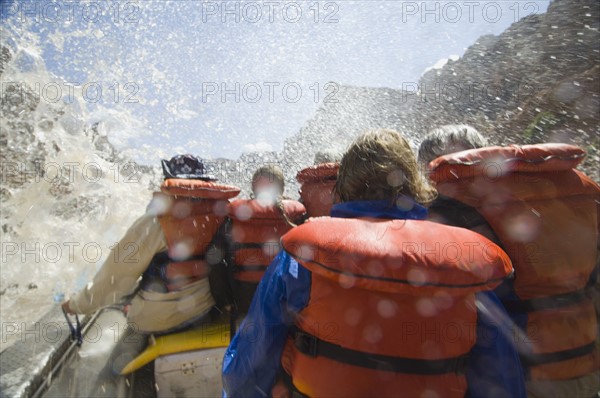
[429,143,600,384]
[222,200,526,398]
[69,214,215,333]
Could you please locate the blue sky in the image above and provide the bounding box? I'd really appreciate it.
[1,0,550,163]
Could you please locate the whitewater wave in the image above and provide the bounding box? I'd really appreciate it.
[0,27,159,351]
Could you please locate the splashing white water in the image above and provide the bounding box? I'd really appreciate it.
[0,27,158,351]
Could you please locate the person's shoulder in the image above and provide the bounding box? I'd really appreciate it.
[127,211,161,232]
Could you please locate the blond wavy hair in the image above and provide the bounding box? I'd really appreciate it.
[335,129,437,206]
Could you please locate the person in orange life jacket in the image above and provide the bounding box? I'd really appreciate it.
[62,155,240,378]
[222,129,525,398]
[419,125,600,398]
[211,165,306,319]
[417,125,498,242]
[296,151,341,218]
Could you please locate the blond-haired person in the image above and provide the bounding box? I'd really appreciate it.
[222,130,525,398]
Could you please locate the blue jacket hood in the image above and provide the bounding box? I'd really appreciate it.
[330,197,427,220]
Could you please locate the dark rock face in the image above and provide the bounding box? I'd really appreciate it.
[268,0,600,181]
[0,45,10,77]
[409,0,599,179]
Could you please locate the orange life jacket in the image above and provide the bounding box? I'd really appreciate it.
[279,217,513,397]
[429,143,600,381]
[227,199,306,284]
[296,163,339,217]
[142,179,240,292]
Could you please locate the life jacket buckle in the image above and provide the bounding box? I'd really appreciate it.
[294,330,319,357]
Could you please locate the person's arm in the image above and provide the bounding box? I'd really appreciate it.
[65,213,167,314]
[466,291,526,398]
[222,250,310,398]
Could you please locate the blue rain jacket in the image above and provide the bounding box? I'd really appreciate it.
[222,200,526,398]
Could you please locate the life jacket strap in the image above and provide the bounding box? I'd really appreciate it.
[141,251,208,292]
[280,369,310,398]
[501,287,592,313]
[521,341,597,366]
[290,326,469,375]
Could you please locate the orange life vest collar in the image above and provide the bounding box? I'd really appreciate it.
[296,162,339,183]
[161,178,240,200]
[297,163,339,218]
[281,217,513,296]
[429,143,586,184]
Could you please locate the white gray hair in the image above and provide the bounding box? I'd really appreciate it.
[418,125,488,164]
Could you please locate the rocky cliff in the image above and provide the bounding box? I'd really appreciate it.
[412,0,599,178]
[277,0,599,181]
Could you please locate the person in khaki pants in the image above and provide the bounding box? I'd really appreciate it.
[63,155,240,380]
